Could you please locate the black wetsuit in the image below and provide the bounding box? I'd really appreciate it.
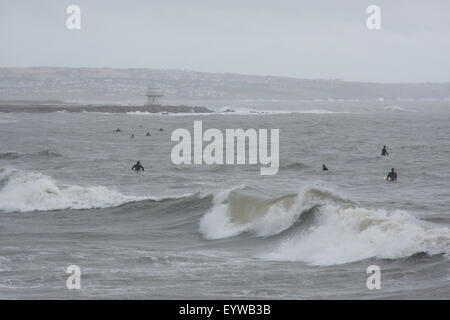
[132,164,144,171]
[382,148,389,156]
[386,171,397,181]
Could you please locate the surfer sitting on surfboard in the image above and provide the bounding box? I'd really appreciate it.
[382,145,389,156]
[386,168,397,181]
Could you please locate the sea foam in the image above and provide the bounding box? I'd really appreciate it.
[200,185,450,266]
[0,168,147,213]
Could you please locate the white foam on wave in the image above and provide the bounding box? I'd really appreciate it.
[261,204,450,266]
[126,109,349,116]
[199,184,450,266]
[199,185,331,240]
[0,168,149,213]
[126,111,213,116]
[199,186,252,239]
[383,105,416,112]
[126,111,153,115]
[221,108,344,115]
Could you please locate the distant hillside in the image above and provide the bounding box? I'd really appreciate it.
[1,67,450,102]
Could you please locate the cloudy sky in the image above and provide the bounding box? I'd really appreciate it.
[1,0,449,82]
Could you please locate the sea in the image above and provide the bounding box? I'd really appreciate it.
[0,99,449,299]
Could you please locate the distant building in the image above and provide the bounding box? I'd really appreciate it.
[146,87,163,106]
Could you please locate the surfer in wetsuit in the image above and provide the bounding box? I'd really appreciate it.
[386,168,397,181]
[381,145,389,156]
[131,161,144,171]
[322,164,328,171]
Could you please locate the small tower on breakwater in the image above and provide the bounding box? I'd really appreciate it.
[145,87,163,106]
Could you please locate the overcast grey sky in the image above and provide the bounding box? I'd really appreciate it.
[1,0,449,82]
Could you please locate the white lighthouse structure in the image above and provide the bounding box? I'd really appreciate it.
[146,87,163,106]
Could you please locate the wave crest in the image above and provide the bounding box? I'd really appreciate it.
[199,185,450,266]
[199,186,346,240]
[0,168,147,213]
[262,205,449,266]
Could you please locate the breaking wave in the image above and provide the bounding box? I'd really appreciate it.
[126,111,212,116]
[0,168,150,213]
[199,185,349,240]
[262,205,449,266]
[219,109,348,115]
[199,185,450,266]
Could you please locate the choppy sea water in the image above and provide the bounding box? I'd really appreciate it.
[0,100,449,299]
